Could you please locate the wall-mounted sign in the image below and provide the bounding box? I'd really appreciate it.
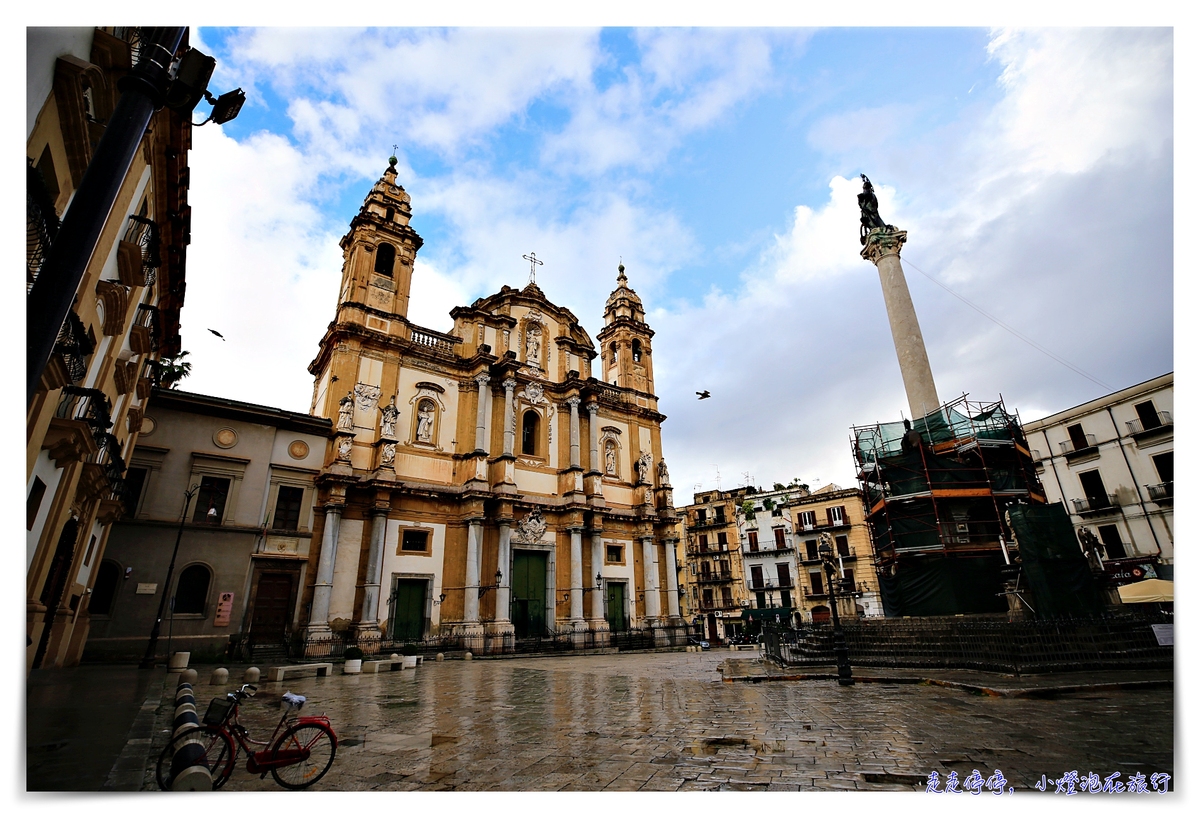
[136,583,157,595]
[1151,624,1173,646]
[214,592,235,627]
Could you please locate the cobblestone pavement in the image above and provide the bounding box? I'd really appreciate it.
[141,650,1173,793]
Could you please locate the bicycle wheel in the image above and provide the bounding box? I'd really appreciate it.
[269,723,336,790]
[155,725,236,790]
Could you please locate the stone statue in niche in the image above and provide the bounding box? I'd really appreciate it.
[381,442,396,467]
[337,392,354,432]
[416,399,435,443]
[605,442,617,476]
[657,458,671,486]
[525,323,542,366]
[380,398,398,438]
[337,435,353,460]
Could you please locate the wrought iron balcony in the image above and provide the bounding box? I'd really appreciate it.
[690,515,729,530]
[1127,411,1172,436]
[698,571,734,584]
[95,433,128,495]
[1060,434,1098,455]
[1072,494,1120,514]
[27,161,60,295]
[119,215,160,287]
[53,311,93,385]
[56,385,113,441]
[1146,482,1173,503]
[131,304,160,354]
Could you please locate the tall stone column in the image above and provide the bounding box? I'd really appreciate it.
[569,527,584,626]
[474,373,490,452]
[663,537,680,618]
[495,521,512,623]
[590,529,605,623]
[501,378,517,456]
[567,397,581,468]
[641,537,660,621]
[463,518,483,623]
[862,228,939,420]
[356,508,389,637]
[308,504,343,634]
[586,402,600,469]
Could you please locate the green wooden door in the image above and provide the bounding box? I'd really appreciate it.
[510,551,547,639]
[389,578,426,641]
[605,582,627,632]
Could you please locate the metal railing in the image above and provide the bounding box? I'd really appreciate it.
[1072,493,1120,514]
[134,304,160,351]
[55,385,112,440]
[27,162,60,294]
[1127,411,1172,435]
[122,215,160,287]
[95,433,127,495]
[1060,434,1098,454]
[762,611,1173,674]
[698,571,734,583]
[53,311,93,385]
[1146,482,1173,502]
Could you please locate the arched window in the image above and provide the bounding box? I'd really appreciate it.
[90,560,120,617]
[632,339,642,363]
[609,342,617,359]
[174,564,211,615]
[521,410,540,456]
[374,242,396,276]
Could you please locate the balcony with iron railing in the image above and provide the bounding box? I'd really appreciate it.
[1146,482,1173,504]
[47,310,94,388]
[1127,411,1172,437]
[697,600,742,613]
[1060,433,1099,458]
[130,304,160,354]
[749,578,794,592]
[804,580,862,599]
[1072,493,1120,515]
[697,571,735,584]
[689,515,730,530]
[56,385,113,440]
[27,161,59,295]
[118,215,160,287]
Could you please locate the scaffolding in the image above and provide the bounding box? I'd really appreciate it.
[852,394,1047,616]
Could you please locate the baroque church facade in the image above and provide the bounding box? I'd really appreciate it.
[300,159,684,654]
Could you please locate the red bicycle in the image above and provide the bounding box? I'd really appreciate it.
[156,684,337,790]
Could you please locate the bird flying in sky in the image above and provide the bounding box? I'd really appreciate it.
[696,390,711,400]
[208,329,225,340]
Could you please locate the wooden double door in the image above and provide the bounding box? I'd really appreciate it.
[249,571,296,644]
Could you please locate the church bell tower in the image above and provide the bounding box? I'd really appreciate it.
[596,263,655,394]
[334,156,423,322]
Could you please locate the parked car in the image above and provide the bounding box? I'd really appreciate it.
[688,636,711,650]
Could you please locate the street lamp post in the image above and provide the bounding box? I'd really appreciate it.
[139,485,198,669]
[818,538,854,686]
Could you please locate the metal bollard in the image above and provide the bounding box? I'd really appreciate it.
[167,681,212,791]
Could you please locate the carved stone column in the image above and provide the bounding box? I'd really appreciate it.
[862,228,939,420]
[495,521,512,624]
[356,507,389,640]
[307,504,343,635]
[501,378,517,456]
[641,536,660,622]
[590,529,605,623]
[567,396,581,469]
[464,518,483,623]
[569,527,585,627]
[474,373,490,452]
[663,537,681,619]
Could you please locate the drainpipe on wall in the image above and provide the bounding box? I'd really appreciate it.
[1105,406,1163,559]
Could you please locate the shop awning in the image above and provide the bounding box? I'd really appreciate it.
[1117,578,1174,604]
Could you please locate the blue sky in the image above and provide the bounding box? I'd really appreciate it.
[179,26,1173,495]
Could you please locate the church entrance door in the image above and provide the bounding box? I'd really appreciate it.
[510,550,547,639]
[250,572,294,644]
[605,582,627,632]
[390,578,427,641]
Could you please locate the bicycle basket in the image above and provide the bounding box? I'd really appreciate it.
[203,696,233,725]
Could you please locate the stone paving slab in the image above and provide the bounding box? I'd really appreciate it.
[30,649,1174,792]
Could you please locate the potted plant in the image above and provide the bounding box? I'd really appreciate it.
[401,643,419,668]
[343,646,364,674]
